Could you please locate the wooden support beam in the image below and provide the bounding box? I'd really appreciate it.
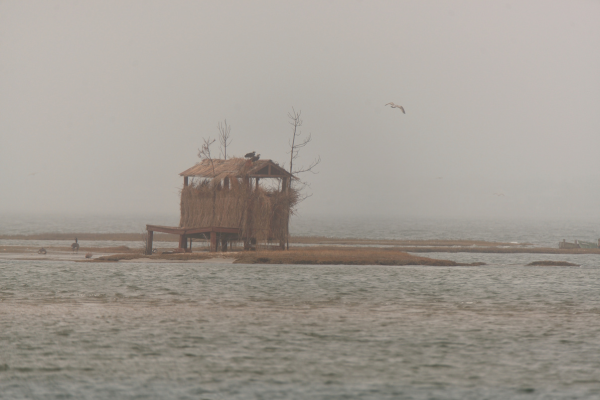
[184,176,188,187]
[210,231,217,252]
[146,230,154,255]
[179,234,188,251]
[146,225,239,235]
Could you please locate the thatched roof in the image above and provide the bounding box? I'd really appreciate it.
[180,158,295,180]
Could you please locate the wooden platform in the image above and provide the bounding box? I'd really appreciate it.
[145,225,241,254]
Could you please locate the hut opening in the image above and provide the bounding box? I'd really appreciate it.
[146,157,297,254]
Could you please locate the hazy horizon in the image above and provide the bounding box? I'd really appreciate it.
[2,1,599,220]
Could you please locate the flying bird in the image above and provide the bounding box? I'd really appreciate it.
[245,151,256,158]
[493,192,505,197]
[385,103,405,114]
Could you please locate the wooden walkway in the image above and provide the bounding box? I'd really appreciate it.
[146,225,240,254]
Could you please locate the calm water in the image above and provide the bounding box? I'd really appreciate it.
[2,214,600,399]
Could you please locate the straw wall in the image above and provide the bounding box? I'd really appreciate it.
[180,179,298,244]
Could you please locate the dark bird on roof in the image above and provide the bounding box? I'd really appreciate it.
[245,151,256,158]
[251,154,260,162]
[385,102,406,114]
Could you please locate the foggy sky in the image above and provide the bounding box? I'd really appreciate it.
[1,1,599,219]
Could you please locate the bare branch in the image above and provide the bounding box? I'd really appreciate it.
[287,111,319,176]
[217,119,232,160]
[293,155,321,175]
[282,107,320,250]
[287,108,303,180]
[285,107,321,195]
[198,137,216,175]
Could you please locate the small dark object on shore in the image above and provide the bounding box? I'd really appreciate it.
[85,253,93,259]
[527,261,579,267]
[71,238,79,253]
[37,248,47,254]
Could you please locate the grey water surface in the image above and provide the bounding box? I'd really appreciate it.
[2,215,600,398]
[2,259,600,399]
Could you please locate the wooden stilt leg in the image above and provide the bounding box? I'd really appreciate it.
[210,231,217,252]
[181,235,188,252]
[146,231,154,255]
[221,237,228,252]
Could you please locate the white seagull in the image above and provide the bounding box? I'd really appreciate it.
[385,103,405,114]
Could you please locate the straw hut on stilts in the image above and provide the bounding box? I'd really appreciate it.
[145,157,297,254]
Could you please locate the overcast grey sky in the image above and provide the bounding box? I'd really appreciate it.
[1,0,599,219]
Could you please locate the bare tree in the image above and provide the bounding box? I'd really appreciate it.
[284,108,320,250]
[198,136,218,221]
[287,108,321,189]
[218,119,232,160]
[198,136,216,175]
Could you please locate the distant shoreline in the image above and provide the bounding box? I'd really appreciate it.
[1,233,599,258]
[0,232,529,247]
[0,246,484,267]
